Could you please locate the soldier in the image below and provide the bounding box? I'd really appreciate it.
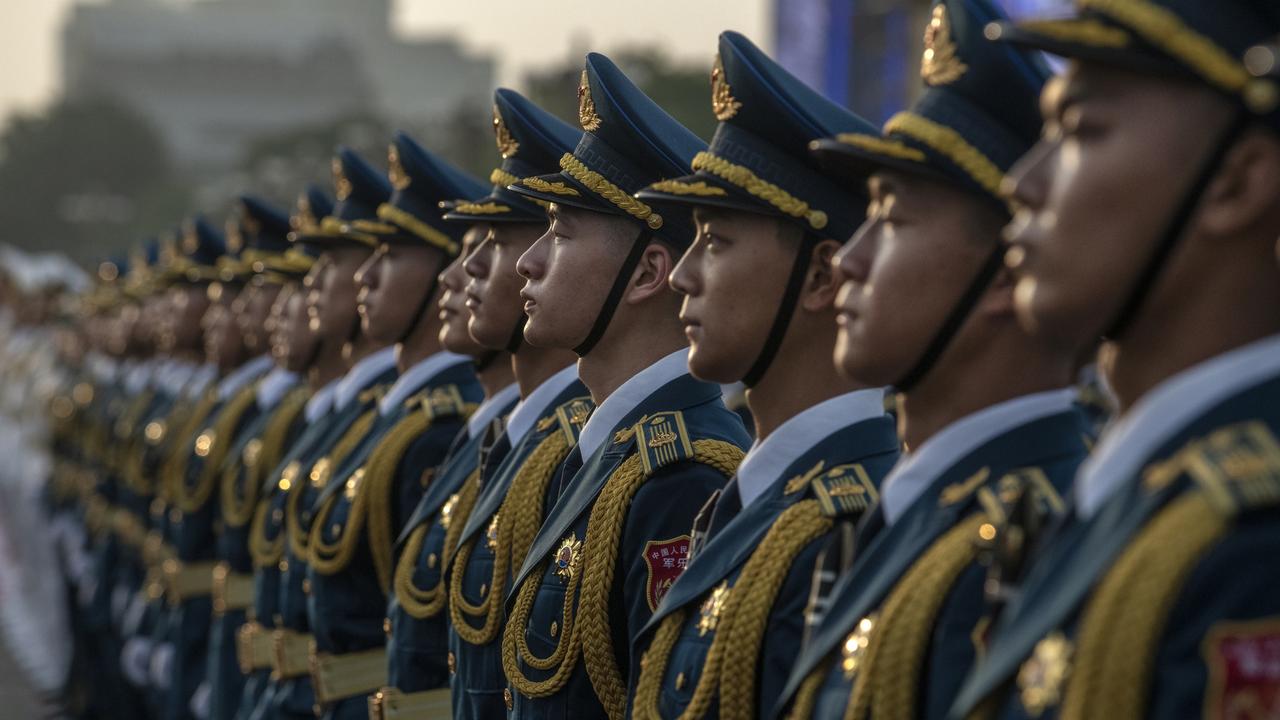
[626,31,900,719]
[774,1,1092,717]
[302,132,489,720]
[239,186,337,720]
[423,88,587,720]
[501,53,752,719]
[250,148,400,720]
[949,2,1280,718]
[205,195,315,720]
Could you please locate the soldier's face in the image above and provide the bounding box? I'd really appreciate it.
[355,242,444,345]
[464,221,542,349]
[168,285,211,354]
[308,246,368,344]
[1004,62,1234,354]
[437,226,489,356]
[833,169,1002,385]
[236,283,280,355]
[279,283,318,372]
[518,204,640,350]
[202,294,242,369]
[670,208,799,383]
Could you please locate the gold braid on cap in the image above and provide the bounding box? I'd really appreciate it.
[883,112,1006,203]
[559,154,664,230]
[453,201,512,215]
[490,168,520,188]
[647,180,728,197]
[1014,18,1131,48]
[832,134,928,162]
[377,204,460,256]
[691,152,828,230]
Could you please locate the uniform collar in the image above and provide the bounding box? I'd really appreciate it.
[1076,332,1280,519]
[217,354,273,401]
[256,366,300,411]
[184,363,218,398]
[881,388,1076,526]
[377,350,470,416]
[736,387,887,508]
[576,347,691,460]
[304,376,342,423]
[467,381,521,440]
[333,344,397,411]
[504,364,581,449]
[124,360,150,396]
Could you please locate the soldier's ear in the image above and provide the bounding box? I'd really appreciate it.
[800,238,842,312]
[976,265,1018,320]
[1198,125,1280,242]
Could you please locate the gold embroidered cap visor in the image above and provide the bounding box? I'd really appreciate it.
[989,0,1280,120]
[290,215,382,249]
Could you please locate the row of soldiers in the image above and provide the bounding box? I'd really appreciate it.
[38,0,1280,718]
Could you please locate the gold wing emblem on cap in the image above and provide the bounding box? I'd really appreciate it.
[578,70,602,132]
[711,53,742,120]
[331,157,353,201]
[292,195,316,232]
[387,144,411,190]
[493,104,520,158]
[182,220,199,254]
[922,4,968,86]
[223,220,244,252]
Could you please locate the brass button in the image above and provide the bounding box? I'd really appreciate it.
[383,617,392,636]
[302,579,311,595]
[272,508,283,523]
[675,671,686,691]
[479,583,488,597]
[550,621,559,638]
[504,688,513,710]
[447,652,456,674]
[427,553,437,569]
[278,559,289,573]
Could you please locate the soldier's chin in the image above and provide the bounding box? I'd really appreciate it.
[685,345,738,385]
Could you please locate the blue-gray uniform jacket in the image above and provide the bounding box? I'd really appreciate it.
[247,366,398,720]
[381,389,520,705]
[775,405,1090,720]
[445,382,591,720]
[305,360,480,719]
[206,382,308,720]
[504,373,750,719]
[951,371,1280,720]
[629,411,901,719]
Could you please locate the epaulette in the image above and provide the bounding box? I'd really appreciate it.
[972,467,1066,525]
[408,384,475,423]
[549,396,593,444]
[1144,420,1280,517]
[807,462,878,518]
[633,410,695,477]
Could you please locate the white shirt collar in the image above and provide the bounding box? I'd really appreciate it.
[184,363,218,398]
[333,345,398,411]
[881,388,1076,526]
[125,361,150,395]
[256,367,300,411]
[1075,333,1280,519]
[305,377,342,423]
[378,351,471,416]
[577,347,692,460]
[217,355,274,401]
[504,364,581,449]
[736,387,887,508]
[467,382,521,440]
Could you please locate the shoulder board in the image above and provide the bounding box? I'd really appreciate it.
[409,384,475,423]
[358,384,389,405]
[972,467,1066,525]
[546,396,593,445]
[807,462,879,518]
[633,411,695,477]
[1146,420,1280,516]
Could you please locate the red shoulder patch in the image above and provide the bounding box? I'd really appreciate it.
[1204,619,1280,719]
[642,535,691,612]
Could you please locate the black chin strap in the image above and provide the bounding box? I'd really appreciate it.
[505,316,527,355]
[396,275,441,346]
[742,240,814,387]
[894,241,1007,393]
[1103,112,1249,340]
[573,228,652,357]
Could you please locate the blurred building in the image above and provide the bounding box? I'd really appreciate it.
[62,0,495,171]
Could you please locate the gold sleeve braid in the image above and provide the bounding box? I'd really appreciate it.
[393,469,482,619]
[309,409,435,592]
[450,430,570,645]
[221,387,309,529]
[158,389,220,507]
[173,383,261,514]
[285,408,378,560]
[631,499,833,720]
[1058,492,1228,720]
[502,438,745,720]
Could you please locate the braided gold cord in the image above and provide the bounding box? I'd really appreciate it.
[785,663,832,720]
[559,154,664,230]
[159,390,220,506]
[450,431,569,645]
[221,387,309,528]
[392,469,481,619]
[285,409,377,559]
[174,383,260,514]
[248,495,284,568]
[691,152,828,231]
[1061,492,1227,720]
[631,609,690,719]
[845,514,987,720]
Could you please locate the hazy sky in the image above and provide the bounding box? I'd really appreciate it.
[0,0,771,120]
